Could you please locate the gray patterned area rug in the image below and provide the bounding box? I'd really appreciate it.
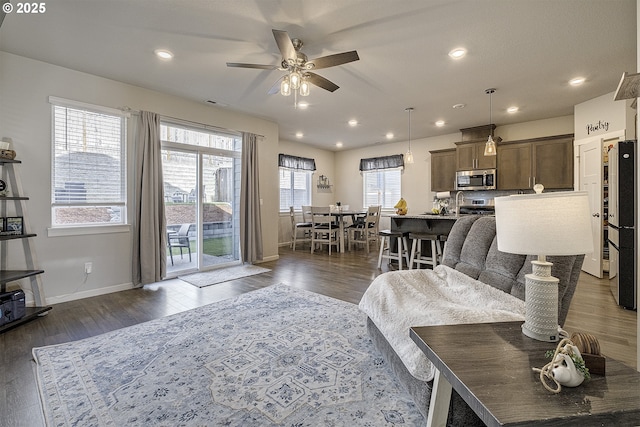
[179,264,271,288]
[33,284,424,426]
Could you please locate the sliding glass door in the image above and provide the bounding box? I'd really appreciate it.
[161,122,241,276]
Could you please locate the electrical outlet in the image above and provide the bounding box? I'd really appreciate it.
[85,262,92,274]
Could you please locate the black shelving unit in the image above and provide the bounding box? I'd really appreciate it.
[0,158,50,332]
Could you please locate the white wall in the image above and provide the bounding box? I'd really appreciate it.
[0,52,280,304]
[574,92,636,140]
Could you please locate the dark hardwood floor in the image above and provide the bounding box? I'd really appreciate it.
[0,245,636,427]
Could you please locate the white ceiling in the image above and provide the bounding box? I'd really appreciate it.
[0,0,636,150]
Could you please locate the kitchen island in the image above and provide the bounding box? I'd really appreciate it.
[388,213,458,236]
[386,214,459,263]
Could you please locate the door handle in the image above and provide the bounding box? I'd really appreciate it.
[592,213,600,217]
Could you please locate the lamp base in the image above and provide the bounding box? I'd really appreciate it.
[522,260,560,342]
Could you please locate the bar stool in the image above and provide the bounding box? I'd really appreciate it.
[377,230,411,270]
[408,232,442,269]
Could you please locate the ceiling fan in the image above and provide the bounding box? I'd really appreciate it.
[227,29,359,95]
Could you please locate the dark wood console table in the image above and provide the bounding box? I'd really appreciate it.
[410,321,640,426]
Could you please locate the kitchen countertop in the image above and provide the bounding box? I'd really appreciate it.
[388,213,461,219]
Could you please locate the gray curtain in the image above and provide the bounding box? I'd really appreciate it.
[240,132,263,263]
[132,111,167,285]
[359,154,404,171]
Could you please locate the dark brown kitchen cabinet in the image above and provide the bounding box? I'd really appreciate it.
[497,142,531,190]
[497,134,574,190]
[430,148,456,191]
[456,141,497,171]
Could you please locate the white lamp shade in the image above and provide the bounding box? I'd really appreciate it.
[495,191,594,256]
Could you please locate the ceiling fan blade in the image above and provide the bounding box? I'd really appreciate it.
[268,76,285,95]
[306,51,359,70]
[226,62,278,70]
[306,72,340,92]
[272,29,296,64]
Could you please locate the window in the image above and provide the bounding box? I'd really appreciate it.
[278,154,315,211]
[363,168,402,209]
[279,168,312,211]
[50,97,127,227]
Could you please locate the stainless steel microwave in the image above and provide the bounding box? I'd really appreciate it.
[455,169,496,191]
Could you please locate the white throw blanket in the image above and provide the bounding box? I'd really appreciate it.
[359,265,525,382]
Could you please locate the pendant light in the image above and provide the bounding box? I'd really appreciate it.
[405,107,414,164]
[484,88,497,156]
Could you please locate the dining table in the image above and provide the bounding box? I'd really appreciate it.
[327,209,364,253]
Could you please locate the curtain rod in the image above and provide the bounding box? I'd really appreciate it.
[120,106,265,138]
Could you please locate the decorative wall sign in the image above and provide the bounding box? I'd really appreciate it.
[586,120,610,135]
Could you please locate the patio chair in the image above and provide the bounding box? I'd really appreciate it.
[168,223,192,265]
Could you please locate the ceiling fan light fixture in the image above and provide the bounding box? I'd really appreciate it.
[299,78,310,96]
[289,71,301,90]
[484,88,497,157]
[280,75,291,96]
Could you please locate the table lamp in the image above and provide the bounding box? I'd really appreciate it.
[494,186,594,342]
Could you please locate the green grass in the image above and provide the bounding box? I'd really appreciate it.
[167,236,233,257]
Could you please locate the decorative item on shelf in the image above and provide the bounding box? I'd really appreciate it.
[495,185,594,342]
[571,332,606,375]
[3,216,24,235]
[533,337,590,393]
[0,179,7,197]
[0,150,16,160]
[483,88,497,156]
[0,137,16,160]
[317,174,331,189]
[394,197,407,215]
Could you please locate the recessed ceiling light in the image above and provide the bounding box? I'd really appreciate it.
[386,132,394,140]
[297,102,309,109]
[348,119,358,127]
[448,48,467,59]
[154,49,174,60]
[435,120,446,127]
[295,132,304,138]
[507,106,519,113]
[569,77,586,86]
[336,141,343,148]
[452,103,466,109]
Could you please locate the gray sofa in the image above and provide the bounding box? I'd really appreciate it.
[366,215,585,425]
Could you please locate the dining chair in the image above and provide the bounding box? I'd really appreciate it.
[348,205,381,253]
[310,206,339,254]
[289,206,312,251]
[301,205,312,223]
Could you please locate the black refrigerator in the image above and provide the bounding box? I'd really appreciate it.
[608,139,637,310]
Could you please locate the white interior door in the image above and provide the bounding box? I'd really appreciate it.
[579,139,603,278]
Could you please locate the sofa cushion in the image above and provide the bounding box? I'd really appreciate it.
[441,215,585,326]
[477,237,526,293]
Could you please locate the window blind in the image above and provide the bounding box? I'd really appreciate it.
[363,168,402,209]
[52,105,125,204]
[279,168,312,211]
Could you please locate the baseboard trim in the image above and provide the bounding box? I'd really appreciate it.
[45,282,136,305]
[257,254,279,263]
